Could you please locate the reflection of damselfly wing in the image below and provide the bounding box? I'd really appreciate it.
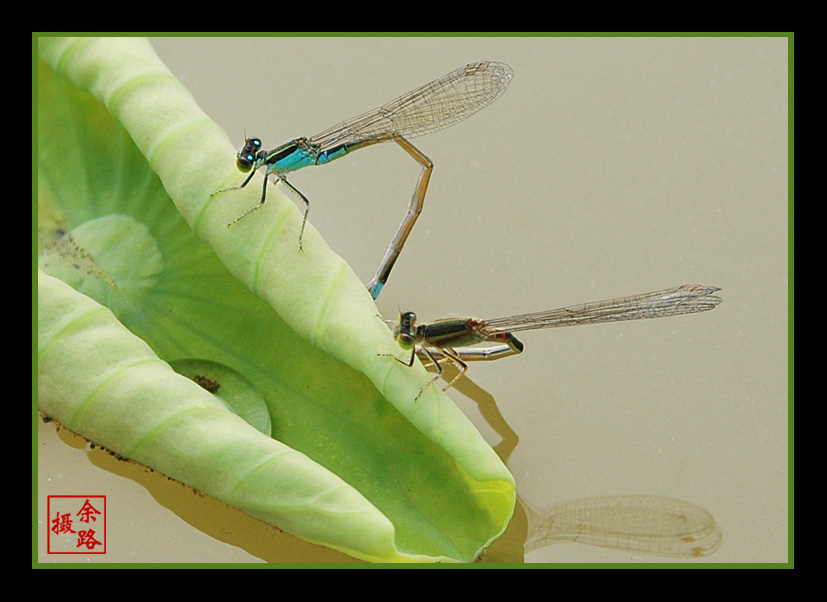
[522,495,723,559]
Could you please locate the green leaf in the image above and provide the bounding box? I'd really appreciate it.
[36,36,515,563]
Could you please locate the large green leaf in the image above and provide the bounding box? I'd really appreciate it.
[36,36,515,563]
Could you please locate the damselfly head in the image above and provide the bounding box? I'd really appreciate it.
[394,311,418,350]
[236,137,262,172]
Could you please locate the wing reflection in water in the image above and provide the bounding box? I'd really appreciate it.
[522,494,722,559]
[413,347,722,562]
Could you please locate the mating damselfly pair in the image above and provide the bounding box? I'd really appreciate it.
[215,62,722,392]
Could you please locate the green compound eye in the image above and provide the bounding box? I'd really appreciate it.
[236,154,254,171]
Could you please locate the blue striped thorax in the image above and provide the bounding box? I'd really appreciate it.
[237,137,351,178]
